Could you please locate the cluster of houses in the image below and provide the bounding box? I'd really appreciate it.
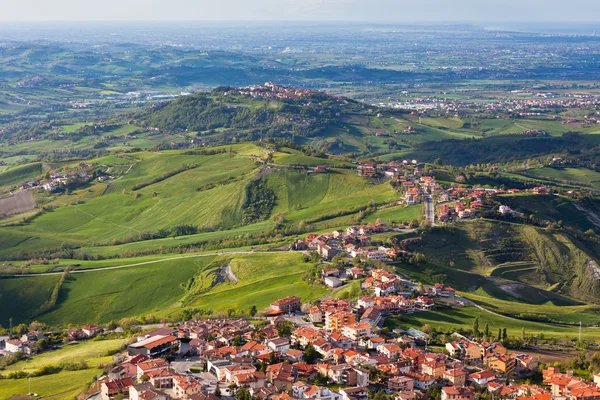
[357,161,418,179]
[19,164,93,192]
[237,82,314,101]
[0,325,102,356]
[95,309,600,400]
[436,186,551,222]
[294,222,393,262]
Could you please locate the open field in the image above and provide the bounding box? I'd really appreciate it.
[390,306,600,340]
[0,251,330,325]
[4,338,127,373]
[181,252,329,315]
[0,369,100,400]
[0,190,35,215]
[523,167,600,189]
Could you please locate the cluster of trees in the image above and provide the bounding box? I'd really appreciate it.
[415,133,591,166]
[241,179,276,225]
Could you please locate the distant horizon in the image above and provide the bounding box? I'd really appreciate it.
[1,0,599,24]
[0,20,597,37]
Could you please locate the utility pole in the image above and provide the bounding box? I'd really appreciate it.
[28,377,32,395]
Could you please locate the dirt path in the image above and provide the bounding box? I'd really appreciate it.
[222,263,239,283]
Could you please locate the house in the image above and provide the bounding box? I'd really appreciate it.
[444,368,468,386]
[441,386,475,400]
[360,307,382,327]
[433,284,456,299]
[268,337,291,354]
[446,341,482,362]
[486,353,516,374]
[318,244,338,260]
[4,339,24,353]
[173,376,203,400]
[232,371,267,390]
[128,335,178,358]
[266,363,296,392]
[136,359,169,378]
[388,376,414,392]
[406,372,435,390]
[342,322,372,341]
[129,383,171,400]
[101,378,135,400]
[146,369,175,389]
[421,360,445,379]
[469,370,496,386]
[270,296,302,314]
[378,343,402,360]
[340,387,368,400]
[82,325,103,337]
[20,331,46,343]
[324,276,343,288]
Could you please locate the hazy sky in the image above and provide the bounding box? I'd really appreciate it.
[2,0,599,22]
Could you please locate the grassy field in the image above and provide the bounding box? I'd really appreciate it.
[4,338,127,373]
[182,253,329,315]
[0,251,330,325]
[523,167,600,189]
[365,204,421,223]
[460,288,600,325]
[0,256,215,325]
[0,369,100,400]
[390,306,600,340]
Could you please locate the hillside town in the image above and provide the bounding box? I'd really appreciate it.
[62,302,600,400]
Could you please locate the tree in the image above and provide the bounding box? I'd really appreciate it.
[304,343,319,364]
[249,305,257,317]
[585,229,596,237]
[237,388,251,400]
[484,323,490,338]
[422,324,432,334]
[417,282,424,295]
[502,328,507,340]
[498,328,502,341]
[472,317,480,337]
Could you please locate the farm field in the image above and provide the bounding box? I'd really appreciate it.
[523,167,600,189]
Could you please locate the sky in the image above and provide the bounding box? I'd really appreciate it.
[1,0,600,22]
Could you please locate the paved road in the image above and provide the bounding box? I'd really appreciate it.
[425,194,435,225]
